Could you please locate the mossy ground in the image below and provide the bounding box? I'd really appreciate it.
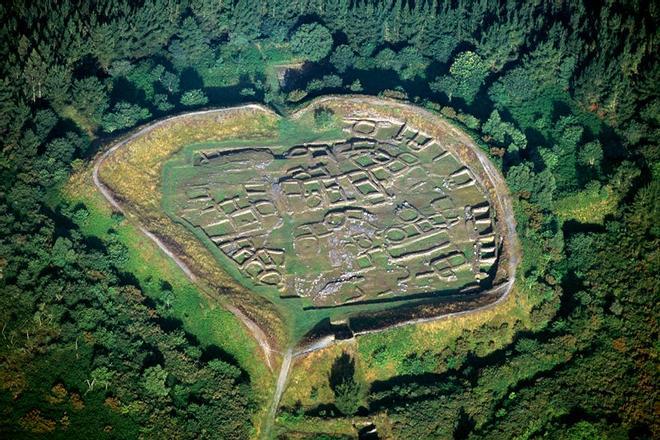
[555,184,617,224]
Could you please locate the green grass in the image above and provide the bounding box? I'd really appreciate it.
[555,184,617,224]
[200,40,301,90]
[57,183,272,397]
[159,110,496,342]
[59,105,97,137]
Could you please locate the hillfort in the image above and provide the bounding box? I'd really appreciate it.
[172,118,498,308]
[96,96,517,348]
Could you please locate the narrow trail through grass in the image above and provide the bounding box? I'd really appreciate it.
[262,347,293,440]
[92,106,280,368]
[84,97,522,438]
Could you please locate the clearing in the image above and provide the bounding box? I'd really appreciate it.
[94,95,519,358]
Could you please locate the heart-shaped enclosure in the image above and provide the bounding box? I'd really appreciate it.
[99,97,516,344]
[168,120,495,306]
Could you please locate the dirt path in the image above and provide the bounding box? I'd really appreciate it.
[92,97,521,437]
[261,347,293,439]
[259,336,338,438]
[225,305,275,370]
[92,105,278,371]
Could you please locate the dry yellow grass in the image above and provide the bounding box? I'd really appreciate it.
[100,109,277,213]
[275,96,527,407]
[281,283,531,402]
[555,184,617,224]
[96,108,288,347]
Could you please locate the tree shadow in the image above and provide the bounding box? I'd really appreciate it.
[180,67,204,90]
[328,351,356,392]
[73,54,106,80]
[159,279,173,293]
[110,77,146,104]
[454,408,476,439]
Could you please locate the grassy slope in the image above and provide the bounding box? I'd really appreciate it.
[281,283,533,408]
[97,108,293,350]
[60,170,273,436]
[159,110,440,341]
[88,97,527,437]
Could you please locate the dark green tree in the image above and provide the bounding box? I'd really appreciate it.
[71,77,109,126]
[330,45,356,73]
[168,16,213,69]
[290,23,333,62]
[329,352,363,416]
[101,102,151,133]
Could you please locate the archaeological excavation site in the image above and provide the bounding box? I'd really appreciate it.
[97,96,518,347]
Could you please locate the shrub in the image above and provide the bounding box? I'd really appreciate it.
[180,89,208,107]
[314,107,335,128]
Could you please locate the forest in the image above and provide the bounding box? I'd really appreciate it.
[0,0,657,439]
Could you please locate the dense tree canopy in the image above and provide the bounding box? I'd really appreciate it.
[0,0,657,438]
[290,23,333,62]
[431,51,490,104]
